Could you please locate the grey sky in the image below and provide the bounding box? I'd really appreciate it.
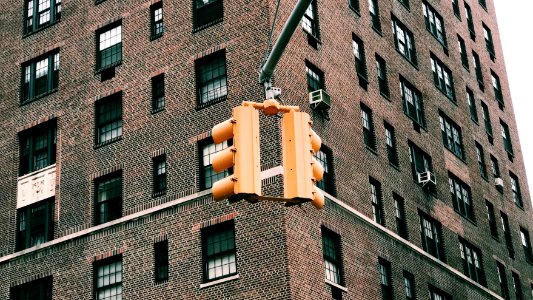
[494,0,533,196]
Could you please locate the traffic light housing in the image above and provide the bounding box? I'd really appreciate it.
[211,105,261,201]
[281,110,325,209]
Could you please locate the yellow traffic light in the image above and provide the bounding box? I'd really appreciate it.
[281,110,324,209]
[211,105,261,201]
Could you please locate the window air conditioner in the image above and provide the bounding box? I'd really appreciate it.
[495,177,504,190]
[309,89,331,111]
[418,171,436,189]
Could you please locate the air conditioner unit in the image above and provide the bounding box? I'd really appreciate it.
[309,89,331,111]
[495,177,504,190]
[418,171,436,189]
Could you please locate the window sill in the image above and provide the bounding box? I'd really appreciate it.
[398,1,410,11]
[491,235,500,243]
[19,89,58,107]
[192,18,223,33]
[152,190,166,198]
[404,114,426,132]
[395,49,418,70]
[371,26,383,37]
[196,95,227,110]
[22,20,60,38]
[389,162,400,171]
[348,5,360,16]
[95,62,122,75]
[365,145,378,155]
[515,203,524,211]
[325,280,347,292]
[200,274,239,288]
[456,212,477,226]
[454,13,462,21]
[435,86,456,103]
[94,136,122,149]
[151,107,165,114]
[150,33,163,41]
[380,91,390,101]
[444,147,466,164]
[470,118,479,125]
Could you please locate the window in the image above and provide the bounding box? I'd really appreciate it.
[378,258,393,299]
[459,238,485,285]
[370,178,384,225]
[22,51,59,103]
[475,143,487,179]
[94,172,122,225]
[392,17,417,65]
[479,0,487,10]
[429,285,452,300]
[16,197,54,251]
[322,227,343,285]
[315,146,335,195]
[423,2,447,47]
[403,271,416,300]
[306,61,325,92]
[490,155,500,178]
[398,0,410,9]
[465,2,475,39]
[419,212,445,260]
[368,0,381,32]
[302,0,319,38]
[352,34,368,82]
[496,261,510,300]
[24,0,61,34]
[501,212,515,259]
[449,173,475,221]
[361,104,376,150]
[95,93,122,145]
[202,221,237,281]
[409,142,432,182]
[510,172,523,208]
[19,120,57,176]
[500,120,514,156]
[376,54,389,97]
[439,113,464,159]
[154,240,169,282]
[10,276,52,300]
[150,2,163,39]
[200,140,229,190]
[452,0,461,19]
[96,22,122,71]
[466,88,478,123]
[491,71,504,106]
[385,123,399,166]
[394,194,408,239]
[512,272,523,300]
[431,55,455,100]
[520,227,532,262]
[193,0,223,30]
[400,77,425,127]
[153,155,167,196]
[483,23,495,59]
[472,50,484,89]
[152,74,165,111]
[349,0,360,13]
[195,51,228,107]
[457,35,469,70]
[94,256,123,300]
[486,200,498,238]
[480,101,493,140]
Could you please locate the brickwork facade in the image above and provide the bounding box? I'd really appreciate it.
[1,0,532,299]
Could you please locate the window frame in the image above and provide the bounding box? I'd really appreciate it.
[349,0,360,14]
[452,0,461,19]
[400,76,425,127]
[439,113,464,159]
[199,138,230,190]
[490,155,500,178]
[153,154,167,196]
[392,17,417,65]
[154,240,169,283]
[472,50,484,89]
[449,173,475,222]
[370,177,384,225]
[431,54,455,101]
[361,104,376,151]
[497,261,510,300]
[409,142,433,183]
[306,61,325,93]
[510,172,523,208]
[21,50,60,104]
[384,122,399,167]
[466,87,478,123]
[193,0,223,31]
[201,221,237,282]
[483,23,495,59]
[520,227,532,263]
[459,238,486,285]
[465,2,475,39]
[10,276,53,300]
[93,255,123,300]
[94,172,123,225]
[378,258,393,299]
[302,0,320,38]
[314,146,335,196]
[394,194,408,239]
[491,71,504,106]
[24,0,61,35]
[423,1,447,47]
[95,92,123,146]
[500,120,514,156]
[403,271,416,300]
[458,35,469,70]
[352,34,368,82]
[376,54,390,97]
[322,227,344,285]
[486,200,499,239]
[16,197,55,251]
[501,212,515,259]
[151,74,165,112]
[512,271,524,300]
[195,51,228,108]
[419,211,445,261]
[475,142,488,179]
[150,1,163,40]
[480,101,493,139]
[95,21,123,72]
[18,119,57,176]
[368,0,381,32]
[429,285,452,300]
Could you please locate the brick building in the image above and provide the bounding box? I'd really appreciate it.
[0,0,532,299]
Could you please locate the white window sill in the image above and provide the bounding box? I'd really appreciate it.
[325,279,348,292]
[200,274,239,289]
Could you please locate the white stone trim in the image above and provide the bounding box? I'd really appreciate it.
[199,274,239,288]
